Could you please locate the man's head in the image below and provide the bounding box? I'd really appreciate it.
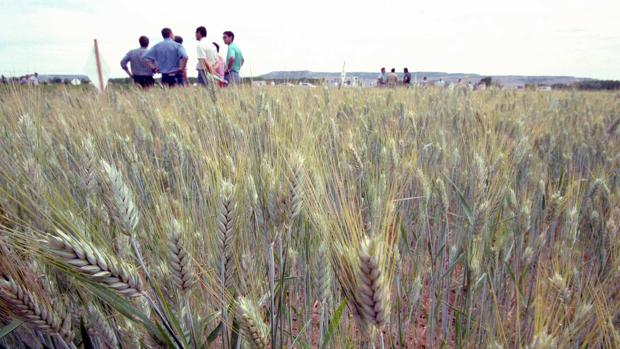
[223,31,235,44]
[174,36,183,44]
[161,28,173,39]
[196,26,207,41]
[139,36,149,48]
[404,67,409,73]
[212,42,220,53]
[381,67,386,73]
[391,68,395,73]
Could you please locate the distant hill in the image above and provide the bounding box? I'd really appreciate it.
[257,70,593,87]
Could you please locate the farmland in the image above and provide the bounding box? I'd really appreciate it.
[0,85,619,348]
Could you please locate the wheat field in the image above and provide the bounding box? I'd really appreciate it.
[0,85,619,348]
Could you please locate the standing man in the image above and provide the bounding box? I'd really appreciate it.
[223,31,244,86]
[120,36,154,88]
[403,68,411,86]
[377,67,387,87]
[387,68,398,87]
[143,28,188,87]
[195,26,217,86]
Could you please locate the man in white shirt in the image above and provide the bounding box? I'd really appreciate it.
[195,26,218,86]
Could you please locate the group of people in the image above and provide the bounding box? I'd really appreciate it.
[377,67,411,87]
[377,67,467,89]
[121,26,244,88]
[1,73,39,85]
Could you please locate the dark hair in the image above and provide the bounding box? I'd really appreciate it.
[174,35,183,44]
[139,36,149,48]
[404,67,409,73]
[212,42,220,53]
[391,68,395,73]
[223,31,235,40]
[196,26,207,37]
[381,67,385,71]
[161,28,172,38]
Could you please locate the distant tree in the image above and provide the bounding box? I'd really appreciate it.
[574,80,620,90]
[480,77,492,87]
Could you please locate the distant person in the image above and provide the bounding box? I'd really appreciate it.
[144,28,188,87]
[120,36,154,88]
[437,78,446,87]
[212,42,227,87]
[195,26,217,86]
[28,73,39,85]
[0,75,6,84]
[421,76,428,87]
[377,67,387,87]
[387,68,398,87]
[403,68,411,86]
[223,31,244,85]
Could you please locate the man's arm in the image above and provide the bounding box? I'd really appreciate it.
[198,58,215,74]
[143,47,159,72]
[226,47,236,72]
[179,56,188,71]
[120,52,132,77]
[178,46,188,72]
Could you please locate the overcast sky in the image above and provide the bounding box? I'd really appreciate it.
[1,0,619,79]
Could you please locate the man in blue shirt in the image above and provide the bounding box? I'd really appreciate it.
[144,28,188,87]
[120,36,154,88]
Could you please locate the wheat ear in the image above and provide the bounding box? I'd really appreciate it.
[100,160,139,235]
[316,243,331,304]
[87,305,119,349]
[0,274,72,341]
[237,297,270,349]
[357,237,390,329]
[217,180,235,290]
[168,219,193,294]
[285,155,304,227]
[48,229,143,298]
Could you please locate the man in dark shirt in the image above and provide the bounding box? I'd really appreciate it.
[120,36,154,88]
[403,67,411,86]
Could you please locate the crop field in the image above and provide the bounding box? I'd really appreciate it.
[0,85,619,348]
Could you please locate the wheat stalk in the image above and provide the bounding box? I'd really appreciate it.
[48,229,143,298]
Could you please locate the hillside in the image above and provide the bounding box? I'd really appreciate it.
[257,70,592,87]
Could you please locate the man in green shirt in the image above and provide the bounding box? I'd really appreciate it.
[223,31,244,85]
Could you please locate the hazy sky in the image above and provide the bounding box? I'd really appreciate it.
[1,0,619,79]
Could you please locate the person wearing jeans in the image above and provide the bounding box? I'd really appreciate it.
[223,31,244,86]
